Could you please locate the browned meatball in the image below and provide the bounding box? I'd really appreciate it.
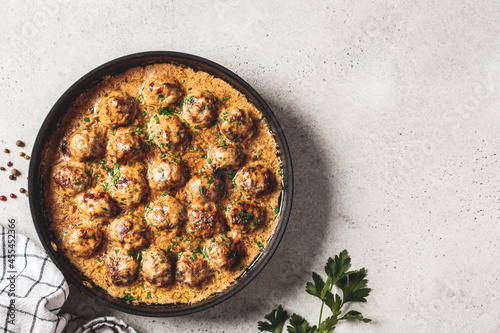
[147,196,187,231]
[205,234,245,270]
[142,80,182,107]
[148,115,188,152]
[106,249,139,286]
[65,224,103,257]
[186,206,225,239]
[141,247,173,286]
[109,217,149,251]
[96,91,137,128]
[182,92,217,128]
[176,251,211,287]
[218,107,255,142]
[66,129,105,161]
[75,191,116,218]
[226,201,265,233]
[208,144,245,171]
[106,127,143,162]
[52,161,90,197]
[108,165,148,207]
[147,158,188,191]
[235,165,275,197]
[185,173,225,207]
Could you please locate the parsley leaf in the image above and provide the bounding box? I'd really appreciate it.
[336,268,371,304]
[305,272,325,298]
[288,314,316,333]
[340,310,371,323]
[324,250,351,286]
[258,305,289,333]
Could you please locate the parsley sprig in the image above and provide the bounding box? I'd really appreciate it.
[258,250,371,333]
[258,305,288,333]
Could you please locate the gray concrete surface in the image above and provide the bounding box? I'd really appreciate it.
[1,0,499,332]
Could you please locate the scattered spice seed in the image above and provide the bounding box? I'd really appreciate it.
[0,167,5,171]
[16,140,25,147]
[7,161,12,167]
[24,155,30,160]
[10,193,15,199]
[19,152,25,157]
[0,195,6,201]
[3,149,9,153]
[19,188,26,193]
[11,169,20,176]
[9,175,16,180]
[25,191,28,197]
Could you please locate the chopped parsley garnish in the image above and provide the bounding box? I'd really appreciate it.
[123,292,139,301]
[254,240,265,251]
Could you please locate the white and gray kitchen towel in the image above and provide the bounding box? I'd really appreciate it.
[0,226,137,333]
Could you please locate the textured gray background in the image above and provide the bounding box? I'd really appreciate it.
[1,0,500,332]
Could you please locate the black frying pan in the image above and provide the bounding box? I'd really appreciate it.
[28,51,293,316]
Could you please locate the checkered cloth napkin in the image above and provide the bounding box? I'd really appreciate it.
[0,227,137,333]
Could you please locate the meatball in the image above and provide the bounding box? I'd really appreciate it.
[182,92,217,128]
[108,165,149,207]
[142,80,182,107]
[106,249,139,286]
[96,91,137,128]
[148,115,188,152]
[66,129,105,161]
[176,251,212,287]
[218,107,255,142]
[208,144,245,171]
[109,217,149,251]
[52,161,90,197]
[75,191,116,218]
[226,201,265,233]
[187,206,224,238]
[186,206,225,239]
[65,224,103,257]
[142,247,173,286]
[147,196,187,231]
[185,173,225,207]
[205,234,245,270]
[147,158,188,191]
[106,127,143,162]
[235,165,275,197]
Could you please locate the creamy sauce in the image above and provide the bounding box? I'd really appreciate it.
[42,63,283,304]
